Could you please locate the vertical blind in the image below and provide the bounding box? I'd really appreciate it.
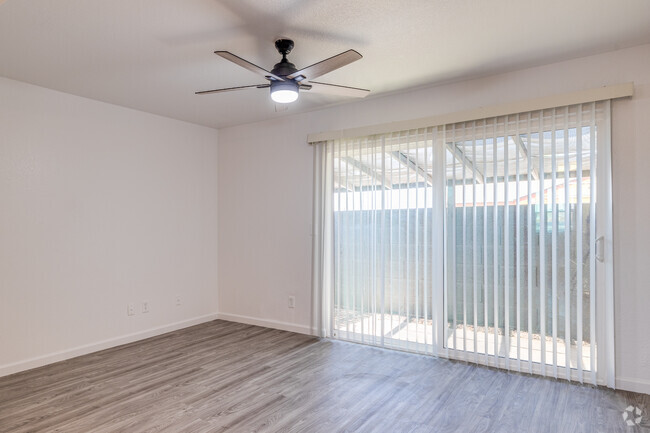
[443,102,607,383]
[329,128,443,354]
[319,101,613,386]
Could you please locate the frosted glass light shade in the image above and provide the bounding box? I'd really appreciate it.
[270,80,299,103]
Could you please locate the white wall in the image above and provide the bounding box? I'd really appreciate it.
[0,77,219,376]
[218,43,650,393]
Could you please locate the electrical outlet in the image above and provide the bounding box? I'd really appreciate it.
[142,301,149,314]
[127,303,135,316]
[175,296,181,307]
[288,296,295,309]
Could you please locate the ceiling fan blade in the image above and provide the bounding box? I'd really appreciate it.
[302,81,370,98]
[286,50,362,81]
[195,84,269,95]
[215,51,284,82]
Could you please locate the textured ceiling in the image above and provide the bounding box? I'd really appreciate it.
[1,0,650,129]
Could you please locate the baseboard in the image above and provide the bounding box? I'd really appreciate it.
[616,376,650,395]
[0,313,220,378]
[217,312,313,336]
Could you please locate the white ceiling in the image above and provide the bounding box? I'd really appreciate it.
[1,0,649,130]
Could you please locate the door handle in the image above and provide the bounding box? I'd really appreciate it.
[595,236,605,262]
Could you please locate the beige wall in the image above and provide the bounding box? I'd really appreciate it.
[0,77,219,376]
[218,44,650,393]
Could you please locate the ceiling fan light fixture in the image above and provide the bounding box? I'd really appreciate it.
[270,80,299,103]
[197,40,370,103]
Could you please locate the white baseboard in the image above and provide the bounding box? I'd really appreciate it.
[0,313,220,378]
[616,376,650,395]
[217,312,313,336]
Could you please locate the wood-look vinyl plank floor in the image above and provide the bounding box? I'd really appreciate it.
[0,320,648,433]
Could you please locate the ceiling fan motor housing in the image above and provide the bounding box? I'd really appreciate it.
[271,60,297,78]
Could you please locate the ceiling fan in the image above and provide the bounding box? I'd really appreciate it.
[196,39,370,104]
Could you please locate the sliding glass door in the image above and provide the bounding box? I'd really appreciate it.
[331,128,441,353]
[443,102,609,383]
[327,101,612,385]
